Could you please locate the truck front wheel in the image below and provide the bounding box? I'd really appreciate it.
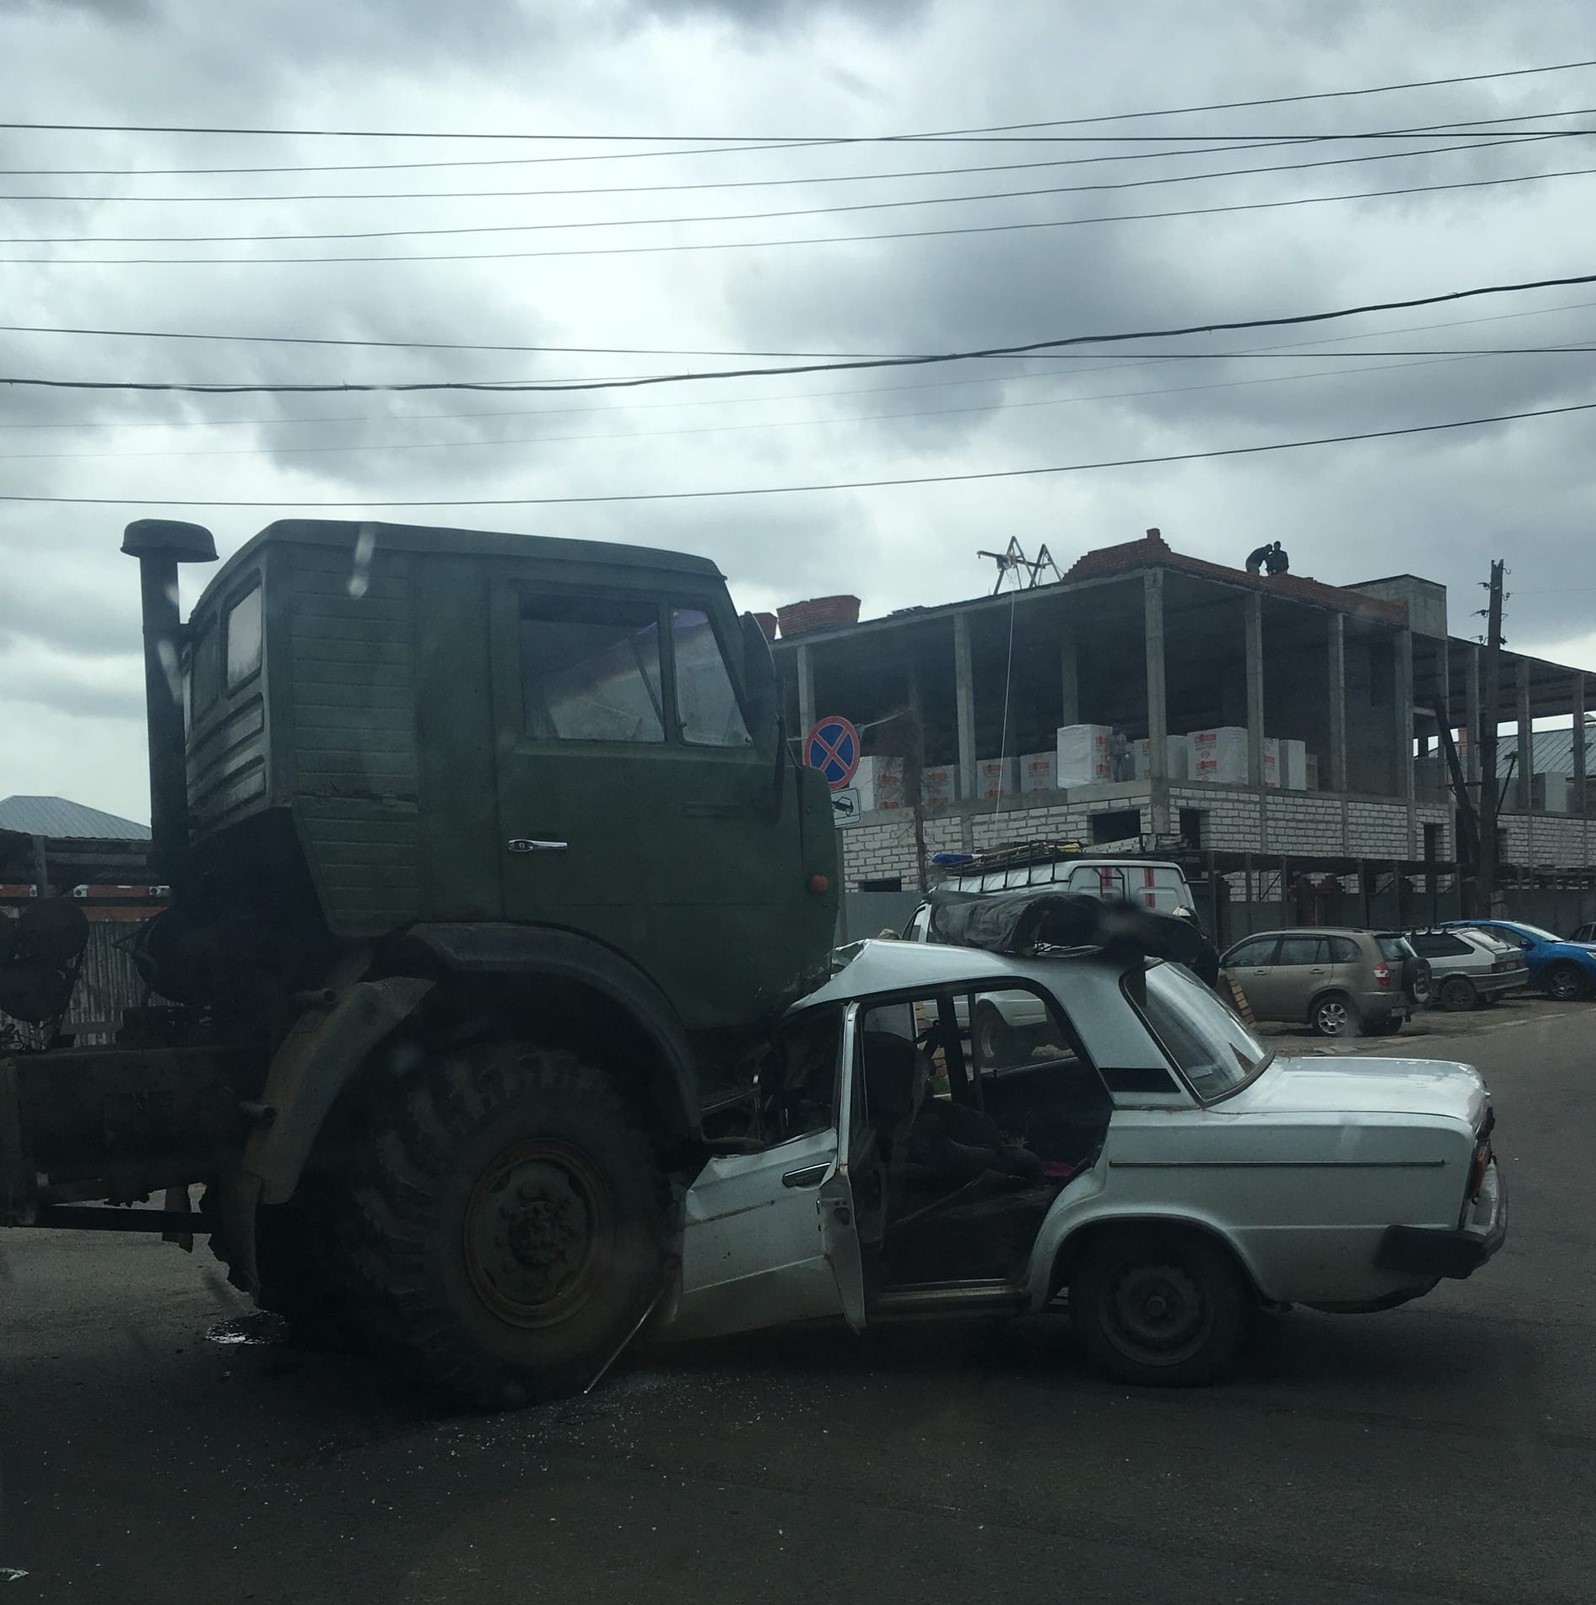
[336,1041,668,1409]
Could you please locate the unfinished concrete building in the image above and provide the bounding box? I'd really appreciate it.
[773,529,1594,935]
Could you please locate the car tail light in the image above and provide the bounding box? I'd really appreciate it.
[1374,961,1391,989]
[1467,1143,1491,1202]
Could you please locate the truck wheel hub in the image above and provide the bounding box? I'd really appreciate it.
[466,1143,607,1326]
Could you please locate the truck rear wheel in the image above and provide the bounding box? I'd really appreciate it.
[336,1041,668,1409]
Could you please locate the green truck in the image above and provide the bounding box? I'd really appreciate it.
[0,518,838,1406]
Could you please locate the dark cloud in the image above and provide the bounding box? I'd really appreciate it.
[1,0,1594,820]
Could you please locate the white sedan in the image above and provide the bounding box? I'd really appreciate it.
[655,937,1505,1385]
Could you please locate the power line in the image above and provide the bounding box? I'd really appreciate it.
[4,270,1594,393]
[14,161,1594,265]
[0,349,1541,464]
[5,59,1593,174]
[7,130,1581,245]
[5,397,1593,508]
[3,123,1580,205]
[5,113,1590,204]
[9,294,1594,435]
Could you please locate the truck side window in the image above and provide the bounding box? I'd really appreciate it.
[520,597,665,743]
[188,619,220,719]
[225,583,263,691]
[671,608,751,748]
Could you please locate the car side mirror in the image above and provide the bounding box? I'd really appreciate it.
[739,613,779,755]
[740,613,787,821]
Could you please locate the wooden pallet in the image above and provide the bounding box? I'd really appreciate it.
[1224,972,1256,1027]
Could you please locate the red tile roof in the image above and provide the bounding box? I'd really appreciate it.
[1063,528,1408,626]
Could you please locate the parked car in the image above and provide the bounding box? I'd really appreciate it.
[1406,925,1531,1012]
[660,933,1505,1386]
[1217,928,1427,1037]
[1570,921,1596,945]
[1438,919,1596,1002]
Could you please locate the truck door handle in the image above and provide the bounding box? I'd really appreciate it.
[507,838,568,854]
[782,1163,828,1189]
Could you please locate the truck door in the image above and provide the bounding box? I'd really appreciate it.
[489,584,803,1027]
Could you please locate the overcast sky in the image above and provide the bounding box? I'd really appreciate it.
[2,0,1594,823]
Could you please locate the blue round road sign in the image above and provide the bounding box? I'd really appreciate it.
[805,716,861,791]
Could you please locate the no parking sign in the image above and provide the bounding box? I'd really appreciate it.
[805,715,861,791]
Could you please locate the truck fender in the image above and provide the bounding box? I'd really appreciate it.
[246,976,434,1206]
[407,922,702,1139]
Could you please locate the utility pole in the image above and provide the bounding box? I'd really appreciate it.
[1475,559,1506,916]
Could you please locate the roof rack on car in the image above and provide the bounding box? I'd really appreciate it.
[929,834,1187,880]
[929,886,1203,966]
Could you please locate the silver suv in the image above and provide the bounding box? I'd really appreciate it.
[1218,927,1425,1038]
[1406,926,1531,1012]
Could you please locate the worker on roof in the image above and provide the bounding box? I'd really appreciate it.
[1264,542,1291,576]
[1245,541,1272,575]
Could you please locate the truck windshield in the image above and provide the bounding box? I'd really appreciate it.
[1137,962,1272,1100]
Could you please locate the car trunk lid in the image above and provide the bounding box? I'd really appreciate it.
[1224,1054,1488,1129]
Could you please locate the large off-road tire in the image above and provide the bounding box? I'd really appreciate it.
[1070,1228,1251,1387]
[333,1041,668,1410]
[206,1187,348,1344]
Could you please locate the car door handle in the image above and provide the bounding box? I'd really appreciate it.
[782,1163,828,1188]
[1308,967,1327,975]
[507,838,568,854]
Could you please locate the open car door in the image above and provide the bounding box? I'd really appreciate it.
[664,1009,866,1343]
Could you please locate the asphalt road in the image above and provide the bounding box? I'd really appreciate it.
[3,1000,1593,1605]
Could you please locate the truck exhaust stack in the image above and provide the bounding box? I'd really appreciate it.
[120,519,218,882]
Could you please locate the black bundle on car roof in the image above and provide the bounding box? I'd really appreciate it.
[928,887,1205,968]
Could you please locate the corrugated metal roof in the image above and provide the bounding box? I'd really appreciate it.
[0,795,150,840]
[1499,721,1595,778]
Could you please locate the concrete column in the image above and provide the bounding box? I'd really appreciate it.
[1516,658,1533,812]
[1245,593,1264,782]
[954,612,977,806]
[1574,672,1588,817]
[1144,572,1170,836]
[1245,593,1266,849]
[1327,614,1348,794]
[1464,643,1482,788]
[1395,628,1416,855]
[1060,631,1080,727]
[1394,628,1415,802]
[796,643,816,740]
[1143,572,1168,779]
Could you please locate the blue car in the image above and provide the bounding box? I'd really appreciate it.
[1440,919,1596,1002]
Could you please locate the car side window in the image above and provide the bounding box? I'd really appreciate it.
[520,596,666,743]
[671,607,752,748]
[1326,935,1361,962]
[1276,935,1328,965]
[758,1006,842,1146]
[1226,936,1277,967]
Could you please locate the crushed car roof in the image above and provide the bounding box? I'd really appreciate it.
[792,938,1117,1013]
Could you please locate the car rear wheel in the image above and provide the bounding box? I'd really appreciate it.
[1436,975,1477,1013]
[1070,1230,1251,1386]
[1544,963,1590,1002]
[1310,992,1360,1037]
